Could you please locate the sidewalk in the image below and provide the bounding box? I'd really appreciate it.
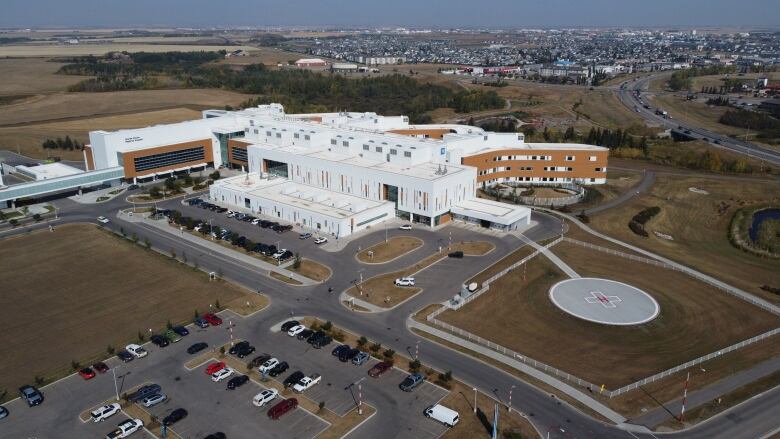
[631,355,780,428]
[119,211,317,286]
[514,231,580,278]
[407,317,629,425]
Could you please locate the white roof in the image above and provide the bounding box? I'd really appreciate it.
[295,58,327,64]
[15,162,83,180]
[451,198,531,225]
[214,173,391,219]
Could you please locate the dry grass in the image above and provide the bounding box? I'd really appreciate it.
[289,258,331,282]
[587,174,780,303]
[0,224,258,397]
[347,242,492,308]
[270,271,303,285]
[0,44,256,58]
[439,245,779,388]
[357,236,423,263]
[0,57,86,96]
[650,94,741,136]
[569,168,644,211]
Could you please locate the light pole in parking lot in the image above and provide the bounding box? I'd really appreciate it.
[473,387,477,414]
[112,366,120,401]
[415,340,420,360]
[508,385,516,413]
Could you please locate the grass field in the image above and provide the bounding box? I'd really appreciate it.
[0,224,262,398]
[357,236,423,263]
[289,258,332,282]
[439,243,779,388]
[0,43,256,58]
[0,58,87,96]
[587,173,780,303]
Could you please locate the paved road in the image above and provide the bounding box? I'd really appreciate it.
[584,170,655,216]
[615,74,780,166]
[1,190,779,439]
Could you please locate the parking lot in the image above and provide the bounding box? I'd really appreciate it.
[81,412,157,439]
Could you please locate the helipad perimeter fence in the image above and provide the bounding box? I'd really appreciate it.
[425,235,780,397]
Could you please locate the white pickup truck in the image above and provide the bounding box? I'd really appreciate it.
[292,373,321,393]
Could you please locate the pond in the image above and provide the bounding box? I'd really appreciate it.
[749,208,780,242]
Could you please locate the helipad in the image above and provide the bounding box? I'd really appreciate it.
[549,278,660,326]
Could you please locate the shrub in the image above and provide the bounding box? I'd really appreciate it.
[318,401,326,412]
[409,359,421,371]
[214,299,221,310]
[209,171,221,181]
[333,330,345,342]
[9,219,18,227]
[71,360,80,370]
[357,336,368,347]
[383,348,395,360]
[137,331,145,342]
[628,220,649,237]
[631,206,661,225]
[34,376,45,386]
[106,345,115,355]
[166,320,173,330]
[369,342,382,353]
[310,321,320,331]
[322,321,333,331]
[33,213,41,222]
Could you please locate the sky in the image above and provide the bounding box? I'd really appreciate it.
[2,0,779,29]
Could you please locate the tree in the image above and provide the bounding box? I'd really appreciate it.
[409,358,421,371]
[144,237,151,249]
[322,321,333,331]
[215,299,221,310]
[383,348,395,360]
[149,186,162,198]
[357,336,368,347]
[137,331,145,342]
[131,232,138,243]
[209,171,221,181]
[71,360,80,370]
[106,345,115,354]
[369,342,382,354]
[293,252,302,269]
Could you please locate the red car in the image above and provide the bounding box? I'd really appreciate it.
[205,361,226,375]
[78,368,96,380]
[202,313,223,326]
[93,362,110,374]
[368,361,393,378]
[267,398,298,420]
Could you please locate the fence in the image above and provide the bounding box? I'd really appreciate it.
[562,237,780,316]
[426,235,780,397]
[490,183,585,207]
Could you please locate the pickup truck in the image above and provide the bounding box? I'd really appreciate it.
[292,374,321,393]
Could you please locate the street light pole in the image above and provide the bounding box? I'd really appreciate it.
[508,385,516,413]
[112,366,120,401]
[358,382,363,415]
[473,387,477,414]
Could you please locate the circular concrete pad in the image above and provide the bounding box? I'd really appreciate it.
[549,278,659,326]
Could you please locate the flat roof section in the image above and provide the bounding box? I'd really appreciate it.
[15,163,83,180]
[214,173,392,220]
[451,198,531,225]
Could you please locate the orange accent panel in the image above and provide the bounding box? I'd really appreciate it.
[83,145,95,171]
[121,139,213,178]
[461,148,609,183]
[387,128,453,139]
[227,138,250,164]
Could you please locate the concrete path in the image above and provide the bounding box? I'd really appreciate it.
[407,317,631,426]
[515,231,580,278]
[121,211,318,286]
[584,170,655,216]
[631,355,780,428]
[337,291,388,313]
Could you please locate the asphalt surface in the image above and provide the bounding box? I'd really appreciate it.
[0,189,778,439]
[615,75,780,166]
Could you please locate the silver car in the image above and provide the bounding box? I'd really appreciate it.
[141,393,167,408]
[352,351,370,366]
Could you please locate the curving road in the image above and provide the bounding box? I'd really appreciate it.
[615,74,780,166]
[1,191,778,439]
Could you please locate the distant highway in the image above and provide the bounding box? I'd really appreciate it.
[615,75,780,166]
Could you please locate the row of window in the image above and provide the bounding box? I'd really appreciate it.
[491,155,600,162]
[132,146,205,173]
[231,146,248,162]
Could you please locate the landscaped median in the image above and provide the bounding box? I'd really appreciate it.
[345,241,494,308]
[356,236,423,263]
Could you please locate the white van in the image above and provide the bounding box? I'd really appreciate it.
[424,404,459,427]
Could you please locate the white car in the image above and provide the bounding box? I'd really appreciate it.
[97,216,110,224]
[292,374,321,393]
[90,403,121,423]
[125,344,147,358]
[226,210,237,217]
[287,325,306,337]
[105,418,143,439]
[141,393,166,408]
[252,388,279,407]
[394,277,415,287]
[314,237,328,244]
[399,224,412,230]
[211,367,234,382]
[258,358,279,374]
[251,218,261,225]
[272,249,288,259]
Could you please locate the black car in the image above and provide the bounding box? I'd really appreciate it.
[228,341,250,355]
[163,408,188,426]
[236,344,256,359]
[19,385,43,407]
[187,342,208,355]
[151,335,169,348]
[204,433,226,439]
[128,384,162,403]
[311,335,333,349]
[339,348,360,363]
[332,344,350,357]
[307,331,327,344]
[268,361,289,377]
[249,354,272,368]
[227,375,249,390]
[173,326,189,336]
[283,371,305,388]
[447,251,464,258]
[259,220,272,228]
[117,350,134,362]
[296,329,314,340]
[280,320,300,332]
